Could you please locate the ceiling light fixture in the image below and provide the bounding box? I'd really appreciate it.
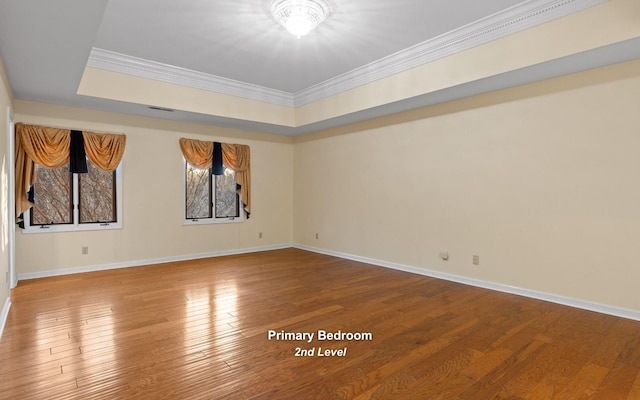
[270,0,330,38]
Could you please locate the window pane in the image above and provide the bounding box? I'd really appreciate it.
[215,167,238,218]
[186,164,211,219]
[79,160,116,223]
[31,164,73,225]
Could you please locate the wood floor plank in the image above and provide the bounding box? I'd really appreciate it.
[592,362,639,399]
[2,248,640,399]
[627,371,640,400]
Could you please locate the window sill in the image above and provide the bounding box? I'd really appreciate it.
[183,218,243,226]
[21,223,123,234]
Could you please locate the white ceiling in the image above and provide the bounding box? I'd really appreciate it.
[1,0,639,135]
[92,0,524,93]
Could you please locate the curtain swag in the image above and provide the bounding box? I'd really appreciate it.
[15,123,126,219]
[179,137,251,217]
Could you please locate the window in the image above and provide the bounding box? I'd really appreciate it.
[178,138,250,220]
[24,159,122,232]
[30,163,73,225]
[184,161,242,224]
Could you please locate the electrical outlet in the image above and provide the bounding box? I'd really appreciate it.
[259,232,263,239]
[439,251,449,261]
[473,255,479,265]
[315,233,319,240]
[82,246,89,255]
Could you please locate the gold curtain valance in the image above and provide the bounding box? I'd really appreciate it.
[15,123,126,218]
[18,124,70,168]
[179,138,251,216]
[179,137,213,169]
[83,131,127,171]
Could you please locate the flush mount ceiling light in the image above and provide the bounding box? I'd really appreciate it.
[270,0,330,38]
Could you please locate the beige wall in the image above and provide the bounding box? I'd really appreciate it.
[0,56,13,316]
[14,102,294,275]
[294,59,640,312]
[8,59,640,315]
[78,68,296,127]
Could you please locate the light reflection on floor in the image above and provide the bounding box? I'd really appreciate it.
[184,280,238,354]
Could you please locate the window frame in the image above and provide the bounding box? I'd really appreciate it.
[22,164,123,234]
[183,159,243,225]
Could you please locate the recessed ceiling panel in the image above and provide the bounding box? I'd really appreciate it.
[92,0,524,93]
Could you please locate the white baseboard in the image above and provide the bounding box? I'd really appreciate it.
[0,297,11,339]
[294,244,640,322]
[15,243,640,322]
[17,244,292,281]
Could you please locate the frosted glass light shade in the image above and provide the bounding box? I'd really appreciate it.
[271,0,330,38]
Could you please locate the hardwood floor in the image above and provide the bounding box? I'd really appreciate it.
[2,248,640,399]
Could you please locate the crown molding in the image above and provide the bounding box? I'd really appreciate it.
[293,0,607,106]
[87,48,296,107]
[86,0,606,109]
